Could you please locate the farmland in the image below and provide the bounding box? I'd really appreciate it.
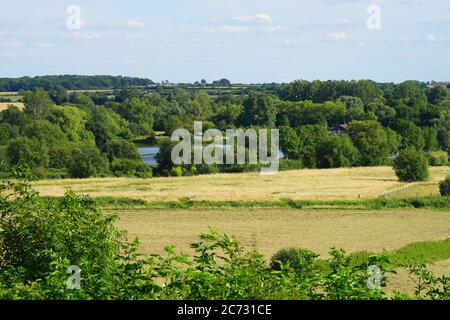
[115,207,450,258]
[33,166,450,201]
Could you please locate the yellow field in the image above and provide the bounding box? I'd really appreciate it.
[33,166,450,201]
[115,208,450,258]
[0,92,18,96]
[0,102,24,111]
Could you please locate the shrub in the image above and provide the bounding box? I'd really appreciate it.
[69,147,109,178]
[111,158,152,178]
[439,176,450,197]
[103,139,141,162]
[279,159,303,171]
[196,164,219,175]
[170,166,183,177]
[427,151,449,166]
[393,147,429,182]
[270,248,319,277]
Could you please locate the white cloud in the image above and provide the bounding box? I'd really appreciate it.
[233,13,272,24]
[37,42,53,48]
[72,31,102,39]
[127,20,145,29]
[426,33,438,42]
[221,25,251,33]
[425,33,450,43]
[327,32,347,41]
[1,41,24,48]
[261,25,288,33]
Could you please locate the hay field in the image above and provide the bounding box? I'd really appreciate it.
[0,102,24,111]
[115,208,450,258]
[33,166,450,201]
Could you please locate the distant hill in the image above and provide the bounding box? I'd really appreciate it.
[0,75,154,92]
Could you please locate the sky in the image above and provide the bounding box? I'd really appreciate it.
[0,0,449,83]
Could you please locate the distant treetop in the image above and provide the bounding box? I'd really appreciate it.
[0,75,154,92]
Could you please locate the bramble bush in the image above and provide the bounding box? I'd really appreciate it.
[0,167,448,300]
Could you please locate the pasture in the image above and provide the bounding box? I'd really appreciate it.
[32,166,450,201]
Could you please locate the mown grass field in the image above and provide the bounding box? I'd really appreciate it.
[33,166,450,201]
[0,102,24,111]
[33,166,450,293]
[114,207,450,294]
[115,208,450,258]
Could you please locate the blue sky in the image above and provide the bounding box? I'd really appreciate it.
[0,0,449,83]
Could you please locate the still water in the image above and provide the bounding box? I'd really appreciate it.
[138,146,284,165]
[138,147,160,165]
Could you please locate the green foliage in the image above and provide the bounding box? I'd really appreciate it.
[270,248,319,276]
[111,158,152,178]
[239,93,277,128]
[439,176,450,197]
[0,177,448,300]
[394,148,429,182]
[170,166,183,177]
[315,135,359,168]
[69,147,109,178]
[349,120,390,166]
[427,151,449,166]
[23,88,53,119]
[7,137,49,168]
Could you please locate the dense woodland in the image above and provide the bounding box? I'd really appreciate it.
[0,77,449,179]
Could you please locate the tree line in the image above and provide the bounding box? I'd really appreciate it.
[0,75,153,92]
[0,79,449,178]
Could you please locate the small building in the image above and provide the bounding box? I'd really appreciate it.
[328,124,349,136]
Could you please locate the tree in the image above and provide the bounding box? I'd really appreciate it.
[316,135,359,168]
[296,125,328,168]
[393,147,429,182]
[348,120,390,166]
[103,139,142,162]
[23,88,53,119]
[426,86,448,104]
[7,137,49,168]
[113,98,154,135]
[279,126,300,159]
[394,120,426,151]
[69,147,109,178]
[239,93,277,128]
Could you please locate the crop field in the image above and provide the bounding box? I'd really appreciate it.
[0,102,24,111]
[29,166,450,295]
[114,207,450,294]
[114,208,450,258]
[32,166,450,201]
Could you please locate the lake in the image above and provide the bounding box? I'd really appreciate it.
[138,146,160,165]
[138,146,284,166]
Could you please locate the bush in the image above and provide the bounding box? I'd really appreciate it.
[393,148,429,182]
[279,159,303,171]
[69,147,109,178]
[170,166,183,177]
[427,151,449,166]
[270,248,319,277]
[111,158,152,178]
[439,176,450,197]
